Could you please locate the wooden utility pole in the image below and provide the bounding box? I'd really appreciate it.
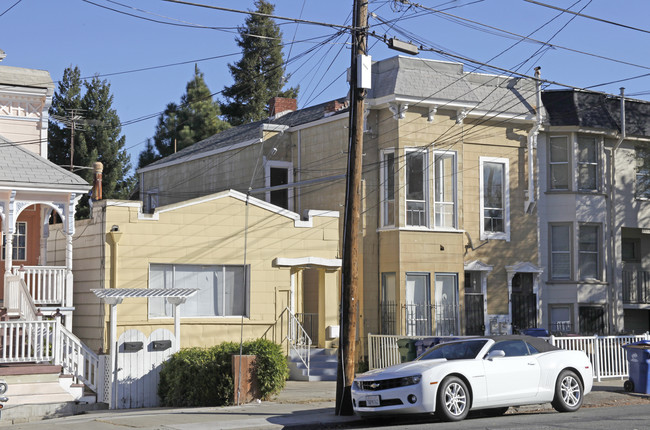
[335,0,367,416]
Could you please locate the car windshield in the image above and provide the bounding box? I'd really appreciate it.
[417,340,488,361]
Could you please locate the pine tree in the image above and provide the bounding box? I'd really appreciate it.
[150,65,229,161]
[49,67,135,218]
[138,138,159,169]
[221,0,298,126]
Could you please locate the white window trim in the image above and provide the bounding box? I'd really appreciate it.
[147,263,250,319]
[550,223,572,280]
[2,221,27,261]
[578,223,601,281]
[576,135,601,192]
[479,156,510,241]
[433,150,458,230]
[404,148,429,229]
[265,159,294,210]
[549,135,570,191]
[380,149,396,228]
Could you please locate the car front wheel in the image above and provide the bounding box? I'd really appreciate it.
[437,376,470,422]
[551,370,583,412]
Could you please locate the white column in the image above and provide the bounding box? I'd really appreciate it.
[167,297,187,352]
[104,297,123,410]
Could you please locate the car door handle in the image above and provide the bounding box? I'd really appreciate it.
[527,362,536,366]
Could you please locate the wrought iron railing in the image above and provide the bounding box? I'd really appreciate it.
[622,270,650,304]
[286,307,311,377]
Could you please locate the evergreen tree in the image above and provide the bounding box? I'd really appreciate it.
[138,138,159,169]
[150,65,229,161]
[48,67,135,218]
[221,0,298,126]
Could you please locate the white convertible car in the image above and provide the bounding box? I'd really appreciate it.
[352,335,593,422]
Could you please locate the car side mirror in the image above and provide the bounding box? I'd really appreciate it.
[486,350,506,360]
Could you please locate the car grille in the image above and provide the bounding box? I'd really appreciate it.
[357,378,404,391]
[359,398,403,407]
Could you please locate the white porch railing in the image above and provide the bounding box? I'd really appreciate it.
[0,320,101,394]
[4,275,39,322]
[367,333,650,381]
[286,307,311,377]
[12,266,68,306]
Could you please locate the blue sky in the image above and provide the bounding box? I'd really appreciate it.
[3,0,650,173]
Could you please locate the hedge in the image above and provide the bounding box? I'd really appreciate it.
[158,339,288,407]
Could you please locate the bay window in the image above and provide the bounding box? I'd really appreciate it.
[381,150,395,227]
[406,149,428,227]
[549,136,569,190]
[550,224,571,280]
[480,157,509,240]
[434,151,456,229]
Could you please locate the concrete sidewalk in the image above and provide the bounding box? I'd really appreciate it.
[1,379,649,429]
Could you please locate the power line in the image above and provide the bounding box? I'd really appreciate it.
[525,0,650,35]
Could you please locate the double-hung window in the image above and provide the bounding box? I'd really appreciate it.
[578,224,600,280]
[405,149,428,227]
[381,150,395,227]
[549,136,569,190]
[550,224,571,280]
[480,157,509,240]
[577,136,598,191]
[635,145,650,199]
[149,263,249,318]
[434,151,456,229]
[2,221,27,261]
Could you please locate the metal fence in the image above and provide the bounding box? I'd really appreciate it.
[367,332,650,381]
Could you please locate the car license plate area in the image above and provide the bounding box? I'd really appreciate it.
[365,395,380,407]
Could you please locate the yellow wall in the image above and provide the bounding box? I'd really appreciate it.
[51,192,340,352]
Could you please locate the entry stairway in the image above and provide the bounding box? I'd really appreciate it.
[288,348,337,381]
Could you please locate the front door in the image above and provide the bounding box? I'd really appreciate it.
[511,272,537,332]
[464,272,485,335]
[405,273,431,336]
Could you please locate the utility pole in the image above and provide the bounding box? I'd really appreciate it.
[336,0,367,416]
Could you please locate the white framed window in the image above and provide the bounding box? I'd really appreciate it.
[2,221,27,261]
[405,149,428,227]
[549,136,569,190]
[550,223,571,280]
[434,151,457,229]
[479,157,509,241]
[148,263,249,318]
[577,136,599,191]
[549,304,573,334]
[380,150,395,227]
[265,160,293,210]
[578,224,600,280]
[635,145,650,199]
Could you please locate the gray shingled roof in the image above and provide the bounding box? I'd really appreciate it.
[542,89,650,137]
[369,56,536,116]
[0,138,90,190]
[143,56,536,172]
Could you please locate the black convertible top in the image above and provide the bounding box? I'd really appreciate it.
[454,335,560,353]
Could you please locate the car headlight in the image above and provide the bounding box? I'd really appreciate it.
[0,380,8,395]
[398,375,421,387]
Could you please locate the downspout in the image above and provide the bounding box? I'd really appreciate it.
[526,67,543,214]
[608,88,626,334]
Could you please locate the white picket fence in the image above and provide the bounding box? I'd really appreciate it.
[367,333,650,381]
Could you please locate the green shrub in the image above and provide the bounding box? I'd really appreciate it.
[158,339,288,407]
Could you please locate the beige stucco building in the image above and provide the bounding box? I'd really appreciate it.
[138,56,544,350]
[48,190,341,353]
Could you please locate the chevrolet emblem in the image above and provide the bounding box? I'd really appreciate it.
[370,382,380,389]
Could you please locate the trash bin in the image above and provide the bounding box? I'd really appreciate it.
[622,340,650,394]
[396,338,417,363]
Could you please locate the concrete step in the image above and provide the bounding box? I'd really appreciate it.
[287,348,338,381]
[0,401,108,425]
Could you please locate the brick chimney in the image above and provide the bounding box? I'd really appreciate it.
[268,97,297,116]
[324,99,348,115]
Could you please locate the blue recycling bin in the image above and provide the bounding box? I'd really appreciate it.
[622,340,650,394]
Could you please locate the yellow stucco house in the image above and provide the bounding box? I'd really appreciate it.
[137,56,543,349]
[47,190,341,380]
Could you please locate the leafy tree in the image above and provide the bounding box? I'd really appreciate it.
[150,65,229,161]
[221,0,298,126]
[49,66,135,218]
